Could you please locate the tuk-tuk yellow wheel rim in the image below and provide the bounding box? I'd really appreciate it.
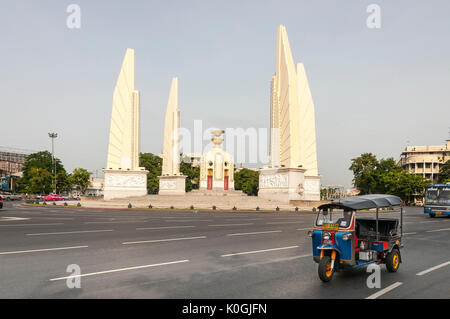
[325,262,333,277]
[393,254,399,268]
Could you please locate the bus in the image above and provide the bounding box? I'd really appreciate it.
[424,184,450,217]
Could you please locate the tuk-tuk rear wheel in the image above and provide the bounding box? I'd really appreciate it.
[318,255,335,282]
[386,248,400,272]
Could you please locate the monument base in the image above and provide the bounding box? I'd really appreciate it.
[103,169,148,201]
[258,167,320,203]
[158,175,186,195]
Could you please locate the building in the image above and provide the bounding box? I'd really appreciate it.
[0,147,31,191]
[398,139,450,184]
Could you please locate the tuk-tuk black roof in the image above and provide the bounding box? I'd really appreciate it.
[318,194,402,211]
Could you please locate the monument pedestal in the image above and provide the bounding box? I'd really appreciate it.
[258,167,320,203]
[103,169,148,200]
[158,175,186,195]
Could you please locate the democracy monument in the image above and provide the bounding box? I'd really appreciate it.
[101,25,321,208]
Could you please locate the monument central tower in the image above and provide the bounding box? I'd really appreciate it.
[259,25,321,203]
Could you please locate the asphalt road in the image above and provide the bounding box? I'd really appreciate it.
[0,201,449,299]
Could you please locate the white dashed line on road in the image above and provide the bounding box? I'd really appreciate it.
[208,223,254,227]
[221,245,299,257]
[26,229,114,236]
[365,282,403,299]
[266,221,306,225]
[416,261,450,276]
[136,226,196,230]
[0,245,88,255]
[226,230,282,236]
[122,236,207,245]
[0,223,64,227]
[426,228,450,233]
[49,259,190,281]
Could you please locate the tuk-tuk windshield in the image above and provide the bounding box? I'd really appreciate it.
[316,209,354,229]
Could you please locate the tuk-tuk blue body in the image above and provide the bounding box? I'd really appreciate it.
[309,194,404,282]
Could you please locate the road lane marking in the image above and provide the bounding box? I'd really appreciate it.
[49,259,189,281]
[122,236,206,245]
[0,217,30,222]
[85,221,146,224]
[0,245,88,255]
[225,218,261,221]
[365,282,403,299]
[403,232,417,235]
[26,229,114,236]
[208,223,254,227]
[0,223,64,227]
[221,245,299,257]
[136,226,195,230]
[416,261,450,276]
[226,230,282,236]
[296,227,311,231]
[266,221,305,225]
[420,221,441,224]
[426,228,450,233]
[165,219,212,222]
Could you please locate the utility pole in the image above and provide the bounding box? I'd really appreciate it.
[48,132,58,194]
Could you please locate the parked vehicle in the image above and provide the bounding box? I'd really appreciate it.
[0,192,21,201]
[0,198,3,209]
[308,194,403,282]
[43,194,65,201]
[424,184,450,217]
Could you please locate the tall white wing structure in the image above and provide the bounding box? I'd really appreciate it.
[296,63,318,176]
[269,25,318,175]
[161,77,181,176]
[106,48,142,170]
[103,48,148,200]
[261,25,320,202]
[158,77,185,194]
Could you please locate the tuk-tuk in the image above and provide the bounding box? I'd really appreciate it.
[308,194,403,282]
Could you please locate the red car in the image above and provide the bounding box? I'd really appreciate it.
[43,194,65,201]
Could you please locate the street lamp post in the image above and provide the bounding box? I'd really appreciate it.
[48,132,58,194]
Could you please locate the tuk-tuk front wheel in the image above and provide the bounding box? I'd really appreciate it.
[318,255,335,282]
[385,249,400,272]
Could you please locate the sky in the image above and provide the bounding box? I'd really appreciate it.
[1,1,449,188]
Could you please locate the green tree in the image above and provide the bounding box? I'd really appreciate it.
[349,153,428,203]
[17,151,66,193]
[69,168,91,195]
[349,153,378,194]
[180,159,200,192]
[28,168,53,194]
[438,160,450,183]
[234,168,259,196]
[139,153,162,193]
[57,171,71,194]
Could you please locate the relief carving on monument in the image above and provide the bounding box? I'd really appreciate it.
[159,180,177,190]
[260,174,288,189]
[304,180,320,193]
[105,174,146,187]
